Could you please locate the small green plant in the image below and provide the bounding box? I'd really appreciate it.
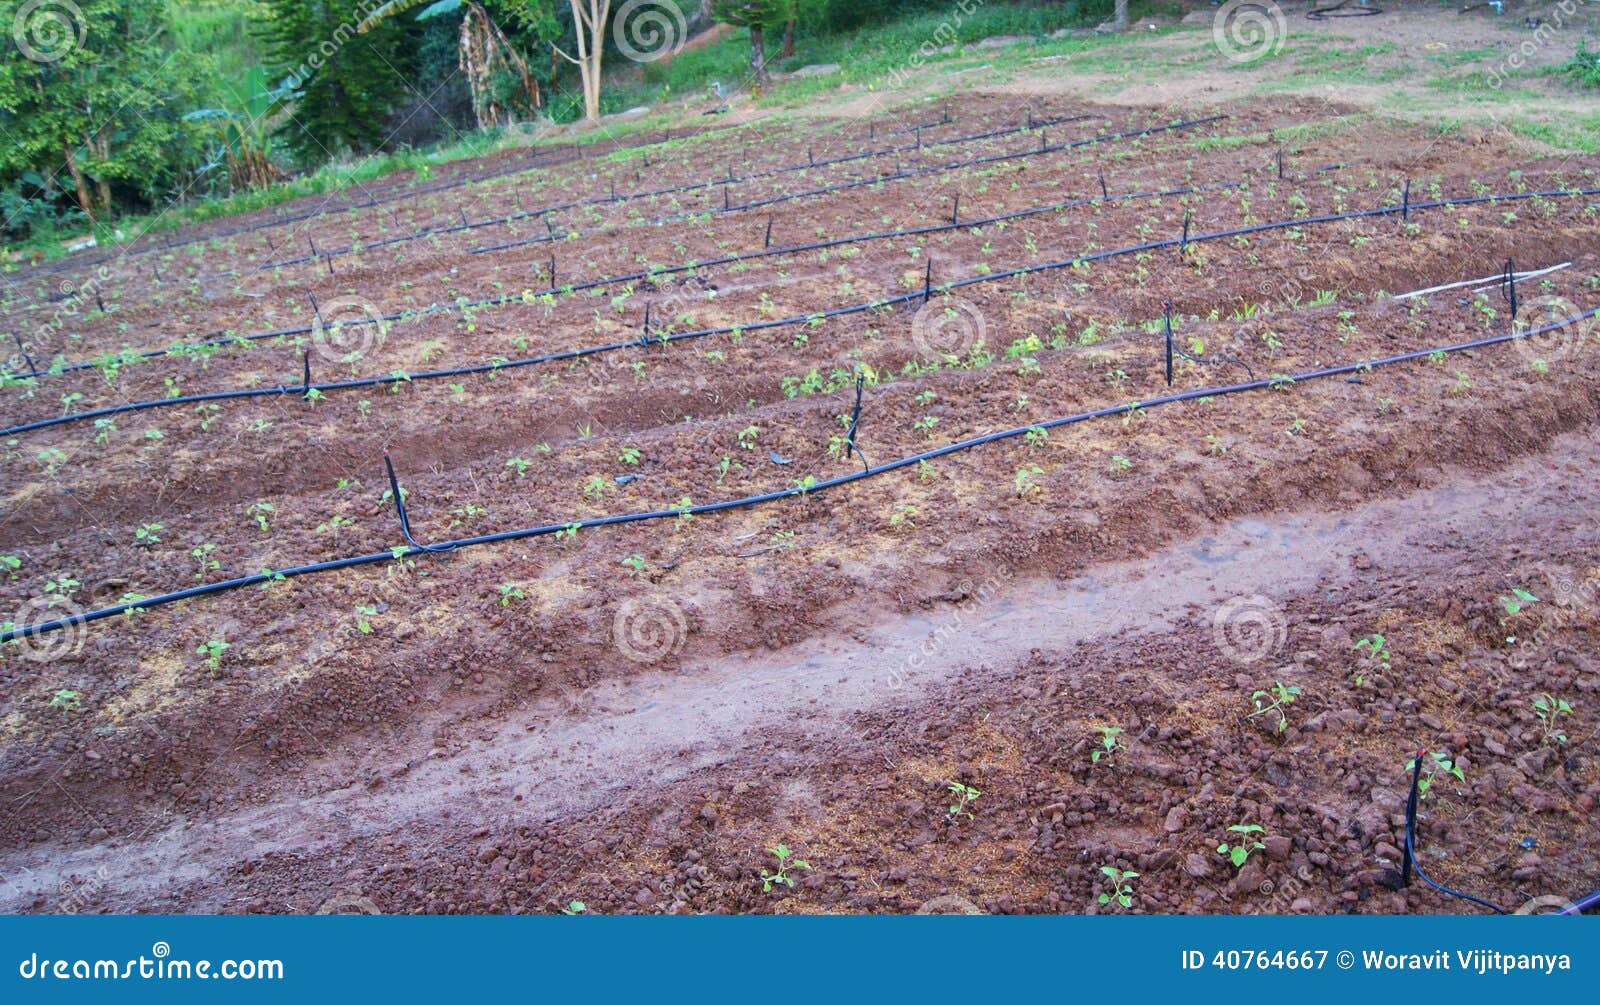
[354,605,379,634]
[134,523,163,547]
[505,457,532,478]
[1353,633,1390,686]
[1091,724,1124,766]
[759,844,811,893]
[1532,694,1573,746]
[1097,866,1138,910]
[197,638,229,669]
[618,447,642,466]
[0,555,19,579]
[1498,587,1538,616]
[1014,465,1043,498]
[1407,750,1464,799]
[620,555,646,577]
[561,900,586,916]
[947,782,981,821]
[499,583,525,607]
[1248,682,1301,734]
[1217,824,1266,869]
[47,688,81,715]
[246,501,274,532]
[190,543,219,580]
[888,503,919,529]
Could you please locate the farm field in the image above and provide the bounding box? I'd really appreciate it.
[3,72,1599,917]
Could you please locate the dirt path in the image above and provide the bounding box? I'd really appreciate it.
[4,422,1594,913]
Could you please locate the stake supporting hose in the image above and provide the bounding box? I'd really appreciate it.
[5,303,1596,646]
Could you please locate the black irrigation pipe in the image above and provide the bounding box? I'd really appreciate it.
[253,113,1101,271]
[471,115,1226,256]
[17,172,1246,383]
[12,119,769,283]
[1401,747,1598,915]
[5,304,1596,645]
[7,180,1598,440]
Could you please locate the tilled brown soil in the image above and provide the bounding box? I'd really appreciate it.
[0,92,1596,914]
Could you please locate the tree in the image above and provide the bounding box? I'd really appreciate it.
[358,0,544,131]
[551,0,611,123]
[1114,0,1128,32]
[258,0,415,161]
[0,0,197,225]
[711,1,786,86]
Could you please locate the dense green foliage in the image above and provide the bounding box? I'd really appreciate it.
[0,0,1110,246]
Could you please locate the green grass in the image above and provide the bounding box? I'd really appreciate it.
[1552,40,1600,90]
[1511,113,1600,154]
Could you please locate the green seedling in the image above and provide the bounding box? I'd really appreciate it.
[1406,750,1464,800]
[620,555,645,577]
[1217,824,1266,868]
[47,688,81,716]
[1098,866,1139,910]
[1091,724,1124,766]
[134,523,163,547]
[1249,682,1301,734]
[562,901,586,916]
[197,639,229,669]
[1498,587,1538,616]
[1532,694,1573,746]
[354,605,379,634]
[618,447,642,466]
[759,844,811,893]
[505,457,532,478]
[947,782,981,821]
[499,584,525,607]
[1353,633,1390,686]
[0,555,19,578]
[246,501,274,532]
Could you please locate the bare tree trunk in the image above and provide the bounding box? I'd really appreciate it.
[61,144,95,224]
[556,0,611,123]
[749,23,767,84]
[1114,0,1128,31]
[781,17,794,58]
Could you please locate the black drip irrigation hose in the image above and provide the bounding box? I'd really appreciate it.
[254,113,1100,271]
[16,172,1249,385]
[1402,747,1599,914]
[6,180,1596,441]
[4,304,1596,645]
[1401,749,1507,914]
